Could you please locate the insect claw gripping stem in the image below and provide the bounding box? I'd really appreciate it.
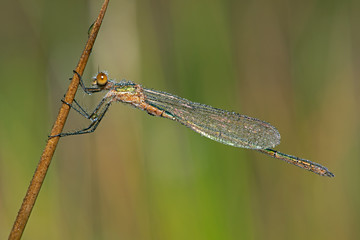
[61,98,71,107]
[72,70,92,95]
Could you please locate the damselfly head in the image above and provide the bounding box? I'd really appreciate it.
[93,72,108,86]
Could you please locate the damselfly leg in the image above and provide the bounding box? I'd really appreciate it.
[50,98,113,137]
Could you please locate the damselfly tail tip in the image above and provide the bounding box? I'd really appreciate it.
[316,165,335,177]
[324,170,335,178]
[313,164,334,178]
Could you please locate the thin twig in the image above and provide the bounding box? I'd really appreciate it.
[8,1,110,239]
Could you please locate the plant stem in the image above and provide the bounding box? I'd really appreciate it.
[8,1,110,239]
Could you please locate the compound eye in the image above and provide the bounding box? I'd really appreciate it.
[95,72,108,86]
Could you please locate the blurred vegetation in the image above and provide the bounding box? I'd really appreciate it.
[1,0,359,239]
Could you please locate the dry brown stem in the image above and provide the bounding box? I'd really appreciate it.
[8,1,110,239]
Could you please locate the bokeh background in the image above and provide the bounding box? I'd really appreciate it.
[1,0,359,239]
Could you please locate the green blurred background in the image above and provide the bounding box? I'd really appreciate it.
[1,0,359,239]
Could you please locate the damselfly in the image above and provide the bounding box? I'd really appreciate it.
[53,71,334,177]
